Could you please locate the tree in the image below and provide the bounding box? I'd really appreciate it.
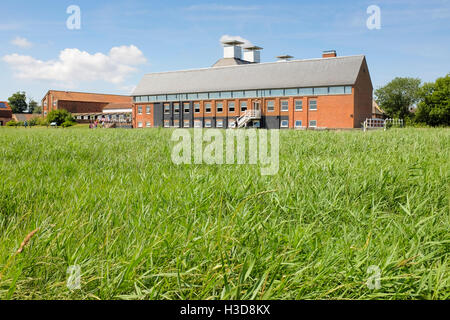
[8,91,28,113]
[28,100,39,114]
[375,77,421,119]
[47,109,74,126]
[415,74,450,126]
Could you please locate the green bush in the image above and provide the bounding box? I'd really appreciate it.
[47,109,74,126]
[6,120,18,127]
[61,120,75,128]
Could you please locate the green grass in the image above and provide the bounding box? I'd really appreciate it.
[0,126,448,300]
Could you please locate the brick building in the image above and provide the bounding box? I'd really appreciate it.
[41,91,133,126]
[0,102,13,126]
[132,42,373,129]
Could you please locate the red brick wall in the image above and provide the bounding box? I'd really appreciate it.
[353,58,374,127]
[132,91,367,129]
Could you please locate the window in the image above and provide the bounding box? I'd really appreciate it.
[146,122,151,128]
[295,100,303,111]
[184,103,190,113]
[253,120,261,128]
[174,120,180,127]
[216,119,224,128]
[138,122,143,128]
[146,106,151,114]
[281,100,289,112]
[295,120,302,128]
[345,86,352,94]
[267,101,274,112]
[228,101,235,112]
[174,103,180,114]
[194,103,200,113]
[194,120,202,128]
[228,121,236,128]
[205,103,212,113]
[164,104,170,114]
[281,120,289,128]
[188,93,198,100]
[164,120,170,128]
[329,86,345,95]
[314,87,328,95]
[233,91,245,98]
[309,120,317,127]
[216,102,223,113]
[285,88,298,96]
[240,101,248,112]
[299,88,313,96]
[221,92,232,99]
[167,94,178,101]
[53,100,57,107]
[138,106,143,114]
[44,101,48,107]
[271,89,284,96]
[76,116,81,120]
[309,99,317,111]
[198,93,208,100]
[209,92,220,99]
[205,120,212,128]
[184,120,190,128]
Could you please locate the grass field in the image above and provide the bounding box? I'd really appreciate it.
[0,126,448,300]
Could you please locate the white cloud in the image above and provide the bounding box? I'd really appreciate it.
[220,35,253,47]
[11,36,32,48]
[3,45,147,86]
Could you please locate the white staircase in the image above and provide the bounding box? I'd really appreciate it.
[231,109,261,128]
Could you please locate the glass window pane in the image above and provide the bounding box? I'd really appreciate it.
[271,89,284,97]
[188,93,198,100]
[198,93,208,100]
[314,87,328,95]
[209,92,220,99]
[245,90,257,98]
[299,88,313,96]
[157,95,167,102]
[167,94,178,101]
[221,91,232,99]
[285,88,298,96]
[233,91,245,98]
[148,96,157,102]
[329,86,345,95]
[345,86,352,94]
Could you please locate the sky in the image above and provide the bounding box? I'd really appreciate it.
[0,0,449,103]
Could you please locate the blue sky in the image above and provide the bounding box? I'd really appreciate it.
[0,0,449,103]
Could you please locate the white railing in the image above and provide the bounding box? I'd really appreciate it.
[363,118,404,132]
[232,109,262,128]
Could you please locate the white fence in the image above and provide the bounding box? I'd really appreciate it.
[363,118,404,132]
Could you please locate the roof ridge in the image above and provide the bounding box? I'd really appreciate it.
[143,55,365,76]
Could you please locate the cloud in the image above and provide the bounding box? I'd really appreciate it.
[220,35,253,47]
[11,36,32,48]
[3,45,147,86]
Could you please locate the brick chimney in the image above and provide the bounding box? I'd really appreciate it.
[322,50,337,58]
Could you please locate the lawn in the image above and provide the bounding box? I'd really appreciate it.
[0,126,448,300]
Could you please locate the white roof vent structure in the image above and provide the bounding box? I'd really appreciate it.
[276,55,294,62]
[222,40,244,60]
[243,46,263,63]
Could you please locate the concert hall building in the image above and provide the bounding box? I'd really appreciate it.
[131,41,373,129]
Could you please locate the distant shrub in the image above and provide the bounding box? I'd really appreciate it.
[6,120,18,127]
[47,109,74,126]
[61,120,75,128]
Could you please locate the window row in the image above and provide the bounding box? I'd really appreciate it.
[134,86,352,102]
[151,119,318,128]
[158,99,317,114]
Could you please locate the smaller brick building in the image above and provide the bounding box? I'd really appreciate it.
[41,91,133,126]
[0,102,13,126]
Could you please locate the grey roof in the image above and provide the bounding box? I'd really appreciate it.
[212,58,253,67]
[132,55,365,96]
